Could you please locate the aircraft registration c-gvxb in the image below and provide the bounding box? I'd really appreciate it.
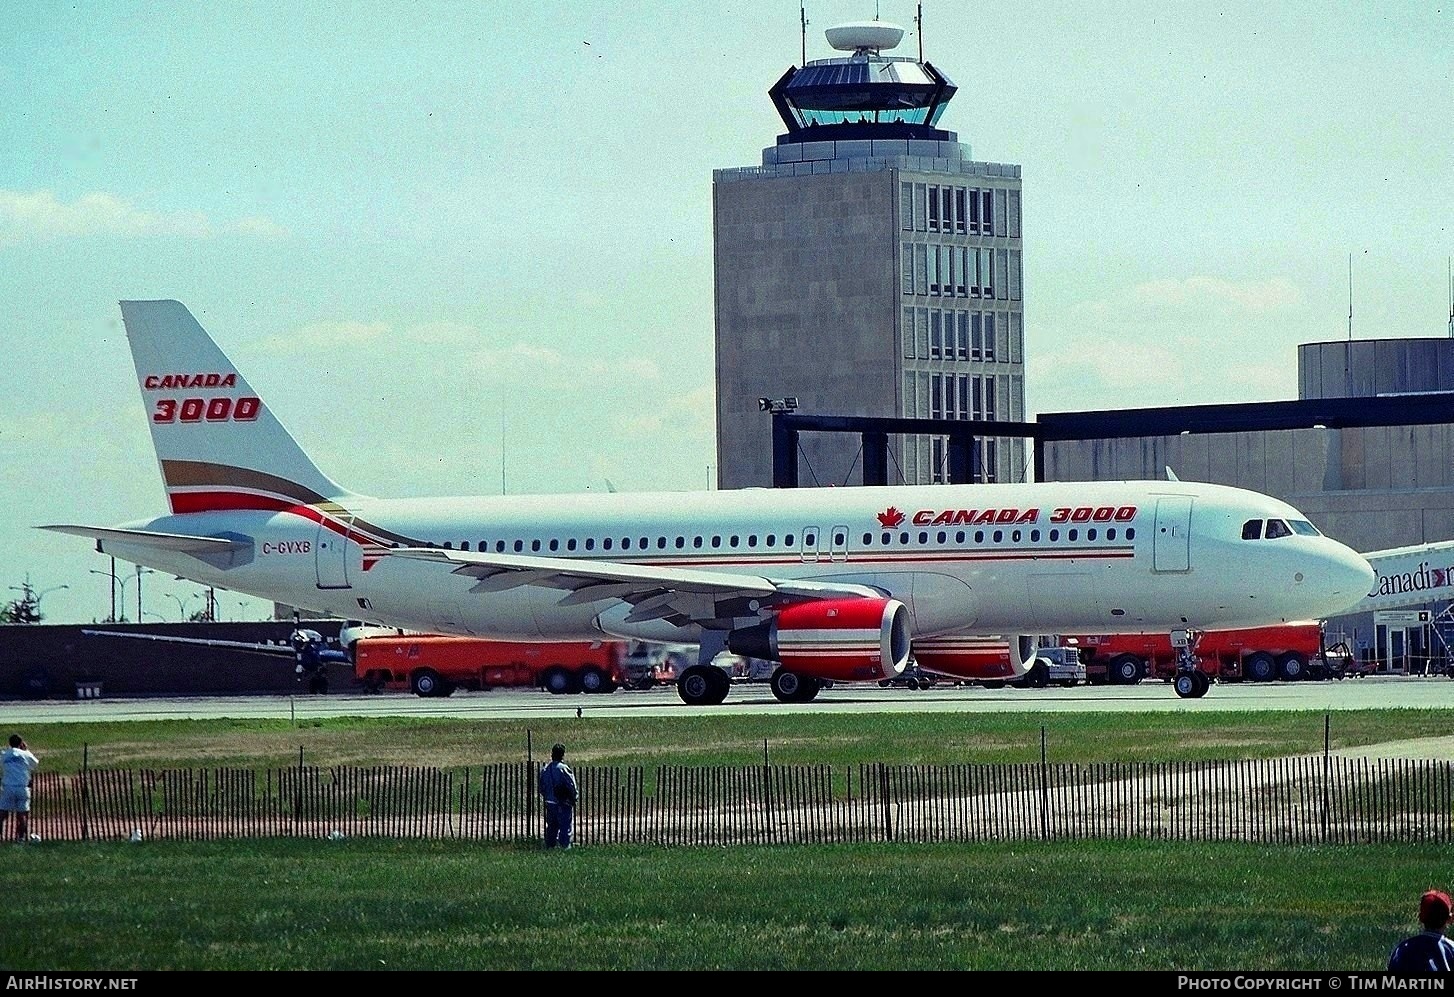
[44,301,1375,702]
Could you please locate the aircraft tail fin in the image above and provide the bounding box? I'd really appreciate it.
[119,300,351,514]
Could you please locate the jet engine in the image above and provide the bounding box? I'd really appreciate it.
[912,634,1039,680]
[728,597,911,682]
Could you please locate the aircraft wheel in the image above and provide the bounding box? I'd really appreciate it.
[1173,672,1198,699]
[770,666,805,703]
[797,677,823,702]
[916,676,934,690]
[308,674,328,695]
[1191,670,1211,698]
[677,665,719,706]
[981,680,1006,690]
[410,668,444,698]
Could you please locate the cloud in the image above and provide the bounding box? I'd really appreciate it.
[0,190,287,246]
[1080,275,1304,320]
[258,320,391,352]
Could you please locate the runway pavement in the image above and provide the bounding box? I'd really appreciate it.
[6,674,1454,724]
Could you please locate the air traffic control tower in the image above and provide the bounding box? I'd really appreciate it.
[714,20,1024,489]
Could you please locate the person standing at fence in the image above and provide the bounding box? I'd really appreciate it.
[1388,889,1454,972]
[538,742,579,850]
[0,734,39,842]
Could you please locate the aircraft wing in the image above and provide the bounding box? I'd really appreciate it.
[385,548,883,628]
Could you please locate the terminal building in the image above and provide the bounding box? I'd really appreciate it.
[713,20,1025,489]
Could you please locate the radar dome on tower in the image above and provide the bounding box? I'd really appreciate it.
[824,21,905,54]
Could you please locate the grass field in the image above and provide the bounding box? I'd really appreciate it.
[15,707,1454,771]
[1,837,1447,971]
[6,707,1453,972]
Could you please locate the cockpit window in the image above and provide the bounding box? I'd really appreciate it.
[1289,520,1320,537]
[1241,520,1262,540]
[1264,519,1293,539]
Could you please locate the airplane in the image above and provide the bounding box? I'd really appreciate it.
[42,300,1375,703]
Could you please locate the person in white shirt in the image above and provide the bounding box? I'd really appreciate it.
[1,733,40,842]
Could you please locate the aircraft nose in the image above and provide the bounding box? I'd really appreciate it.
[1319,542,1376,612]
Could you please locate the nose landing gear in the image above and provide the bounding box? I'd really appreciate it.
[1171,628,1211,699]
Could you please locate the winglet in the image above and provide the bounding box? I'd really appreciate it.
[1165,466,1180,482]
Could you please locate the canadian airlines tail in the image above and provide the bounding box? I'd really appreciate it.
[119,300,352,514]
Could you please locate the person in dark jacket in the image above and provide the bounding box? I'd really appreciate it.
[1388,890,1454,972]
[538,742,579,849]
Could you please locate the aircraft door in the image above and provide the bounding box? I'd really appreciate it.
[314,515,354,589]
[829,525,849,562]
[799,526,821,563]
[1152,497,1193,573]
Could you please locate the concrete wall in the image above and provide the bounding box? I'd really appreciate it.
[714,169,901,488]
[0,620,345,700]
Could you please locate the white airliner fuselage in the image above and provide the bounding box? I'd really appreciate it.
[45,301,1375,703]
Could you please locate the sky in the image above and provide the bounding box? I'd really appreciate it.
[1,1,1450,626]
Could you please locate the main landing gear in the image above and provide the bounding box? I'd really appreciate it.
[1171,628,1210,699]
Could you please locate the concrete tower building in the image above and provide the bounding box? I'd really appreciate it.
[713,19,1025,490]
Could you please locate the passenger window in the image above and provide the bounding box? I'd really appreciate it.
[693,536,703,548]
[937,531,947,543]
[834,532,845,545]
[1012,529,1021,542]
[443,542,452,549]
[975,531,984,543]
[640,537,649,549]
[993,530,1003,542]
[585,538,595,551]
[1265,519,1292,539]
[1242,520,1262,540]
[784,535,794,546]
[1049,529,1059,541]
[767,534,776,546]
[862,532,872,545]
[918,531,928,544]
[656,537,666,549]
[675,537,684,549]
[899,532,910,544]
[1031,529,1040,542]
[1107,529,1116,541]
[621,538,631,550]
[460,542,470,551]
[956,531,966,543]
[514,540,524,552]
[1126,528,1135,540]
[603,538,612,550]
[549,539,559,551]
[748,535,758,547]
[531,540,541,552]
[712,536,722,548]
[806,533,816,546]
[1087,529,1097,541]
[567,539,577,551]
[496,540,506,553]
[730,535,739,547]
[1068,529,1078,541]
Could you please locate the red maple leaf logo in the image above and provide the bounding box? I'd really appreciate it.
[877,506,905,529]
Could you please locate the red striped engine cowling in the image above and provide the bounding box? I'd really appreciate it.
[730,598,911,682]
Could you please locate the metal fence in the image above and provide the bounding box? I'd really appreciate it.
[26,755,1454,845]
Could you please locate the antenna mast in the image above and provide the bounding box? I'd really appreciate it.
[800,4,807,66]
[1347,252,1353,342]
[916,3,924,62]
[1447,257,1453,339]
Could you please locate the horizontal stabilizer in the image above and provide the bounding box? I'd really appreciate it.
[39,524,247,553]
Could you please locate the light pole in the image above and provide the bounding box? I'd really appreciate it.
[133,566,154,623]
[166,593,196,621]
[89,561,118,621]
